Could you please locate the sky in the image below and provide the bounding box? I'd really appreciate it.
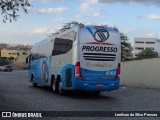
[0,0,160,46]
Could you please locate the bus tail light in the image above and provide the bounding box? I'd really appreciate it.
[75,62,83,80]
[114,27,119,31]
[80,24,84,28]
[115,63,120,80]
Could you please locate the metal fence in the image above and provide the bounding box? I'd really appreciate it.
[121,58,160,89]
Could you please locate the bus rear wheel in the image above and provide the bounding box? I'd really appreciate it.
[58,79,65,95]
[92,91,101,95]
[51,77,58,93]
[32,75,37,87]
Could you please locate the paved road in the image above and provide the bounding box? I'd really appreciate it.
[0,71,160,120]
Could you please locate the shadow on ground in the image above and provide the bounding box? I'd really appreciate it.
[29,85,116,100]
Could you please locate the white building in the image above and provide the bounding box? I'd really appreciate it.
[134,38,160,57]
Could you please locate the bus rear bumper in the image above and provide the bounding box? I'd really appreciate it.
[74,80,120,91]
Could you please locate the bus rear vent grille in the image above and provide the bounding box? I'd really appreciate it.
[83,53,116,61]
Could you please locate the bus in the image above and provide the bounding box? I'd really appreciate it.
[26,25,121,95]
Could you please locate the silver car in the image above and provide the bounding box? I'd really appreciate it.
[0,65,12,72]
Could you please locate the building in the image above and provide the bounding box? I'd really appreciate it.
[0,49,30,62]
[16,50,30,62]
[134,38,160,57]
[0,49,18,59]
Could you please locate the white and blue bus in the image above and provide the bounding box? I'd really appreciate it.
[26,25,121,95]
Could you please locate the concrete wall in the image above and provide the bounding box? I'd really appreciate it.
[121,58,160,89]
[155,39,160,56]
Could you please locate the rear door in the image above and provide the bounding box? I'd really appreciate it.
[79,26,121,81]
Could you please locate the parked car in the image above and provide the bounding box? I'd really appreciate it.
[0,65,12,72]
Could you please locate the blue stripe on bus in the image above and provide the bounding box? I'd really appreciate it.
[86,27,94,36]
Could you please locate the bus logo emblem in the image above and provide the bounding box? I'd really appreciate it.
[42,61,49,83]
[94,29,109,42]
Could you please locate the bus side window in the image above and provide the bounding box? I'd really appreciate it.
[52,30,75,56]
[52,38,73,56]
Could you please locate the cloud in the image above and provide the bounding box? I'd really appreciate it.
[31,0,58,3]
[31,27,58,34]
[93,12,100,17]
[38,7,69,14]
[31,28,48,34]
[121,28,136,34]
[90,0,98,4]
[75,11,100,18]
[75,14,83,18]
[86,22,93,25]
[147,33,160,38]
[80,2,91,11]
[0,29,44,45]
[80,0,99,11]
[137,14,160,20]
[51,18,65,22]
[148,33,154,37]
[75,13,90,18]
[0,26,60,45]
[40,0,57,3]
[98,0,160,6]
[80,0,98,4]
[147,14,160,20]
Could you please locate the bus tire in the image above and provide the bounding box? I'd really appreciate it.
[92,91,101,95]
[51,76,58,93]
[33,83,37,87]
[58,78,65,95]
[32,75,37,87]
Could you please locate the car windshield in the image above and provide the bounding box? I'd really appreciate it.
[3,65,11,68]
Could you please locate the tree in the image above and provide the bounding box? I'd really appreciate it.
[47,21,83,37]
[120,33,132,61]
[0,57,10,65]
[0,0,32,22]
[8,56,14,60]
[60,21,82,33]
[120,33,131,47]
[136,49,159,60]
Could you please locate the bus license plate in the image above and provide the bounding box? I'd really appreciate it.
[96,84,103,87]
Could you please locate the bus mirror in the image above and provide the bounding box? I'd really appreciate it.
[26,56,28,64]
[26,55,30,64]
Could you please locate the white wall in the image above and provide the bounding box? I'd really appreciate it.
[155,40,160,56]
[121,58,160,89]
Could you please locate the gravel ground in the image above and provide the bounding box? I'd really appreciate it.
[0,70,160,120]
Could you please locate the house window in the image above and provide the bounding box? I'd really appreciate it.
[145,47,154,50]
[12,52,16,55]
[145,42,155,44]
[135,47,144,50]
[135,41,144,44]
